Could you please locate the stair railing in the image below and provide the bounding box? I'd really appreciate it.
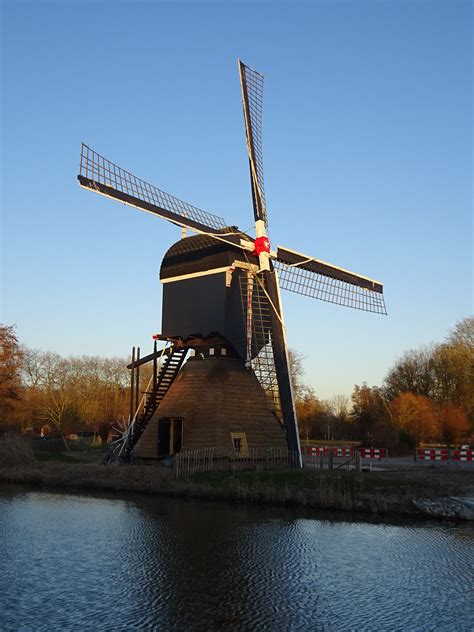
[118,342,171,458]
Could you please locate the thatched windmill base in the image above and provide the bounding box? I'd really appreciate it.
[133,354,286,461]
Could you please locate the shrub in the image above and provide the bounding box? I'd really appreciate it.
[0,433,35,467]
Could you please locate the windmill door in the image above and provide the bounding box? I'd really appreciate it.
[157,418,183,457]
[157,419,171,457]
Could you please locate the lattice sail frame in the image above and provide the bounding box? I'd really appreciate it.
[78,61,387,317]
[79,143,227,231]
[240,272,283,421]
[274,261,387,314]
[239,62,267,227]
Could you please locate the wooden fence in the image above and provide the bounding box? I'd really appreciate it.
[31,437,64,453]
[174,447,301,479]
[174,447,360,478]
[302,452,361,471]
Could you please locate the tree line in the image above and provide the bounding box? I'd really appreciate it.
[0,327,134,446]
[293,317,473,449]
[1,317,472,449]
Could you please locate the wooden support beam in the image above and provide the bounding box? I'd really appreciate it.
[129,346,135,422]
[135,347,140,414]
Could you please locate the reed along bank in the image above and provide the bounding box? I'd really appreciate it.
[1,456,473,520]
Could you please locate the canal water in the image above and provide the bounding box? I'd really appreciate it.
[0,486,472,631]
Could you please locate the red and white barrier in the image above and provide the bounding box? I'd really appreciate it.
[452,449,473,462]
[359,448,387,460]
[304,445,472,463]
[305,446,329,457]
[417,449,449,461]
[304,446,355,458]
[332,447,354,458]
[304,446,388,459]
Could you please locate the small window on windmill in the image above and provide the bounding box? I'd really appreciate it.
[231,432,248,456]
[221,347,227,356]
[209,348,215,356]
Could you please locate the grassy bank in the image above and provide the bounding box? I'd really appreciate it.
[1,453,473,519]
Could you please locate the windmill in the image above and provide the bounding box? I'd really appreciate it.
[77,60,386,465]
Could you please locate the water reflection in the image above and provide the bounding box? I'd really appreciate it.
[1,487,473,631]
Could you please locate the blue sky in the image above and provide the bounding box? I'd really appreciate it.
[1,0,472,399]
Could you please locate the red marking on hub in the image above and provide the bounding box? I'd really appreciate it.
[253,236,270,256]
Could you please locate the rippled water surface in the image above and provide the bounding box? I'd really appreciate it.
[1,486,473,631]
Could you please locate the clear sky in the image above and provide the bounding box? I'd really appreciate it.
[1,0,472,399]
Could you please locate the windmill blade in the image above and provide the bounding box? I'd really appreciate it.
[274,246,387,315]
[238,61,268,227]
[78,143,228,234]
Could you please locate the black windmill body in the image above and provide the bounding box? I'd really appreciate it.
[78,61,387,464]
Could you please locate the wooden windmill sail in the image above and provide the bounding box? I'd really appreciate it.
[78,60,386,465]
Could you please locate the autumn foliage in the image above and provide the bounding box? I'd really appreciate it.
[0,325,24,430]
[1,317,472,450]
[293,317,473,448]
[436,403,470,445]
[389,393,437,444]
[0,327,133,445]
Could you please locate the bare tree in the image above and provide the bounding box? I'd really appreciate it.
[328,394,350,421]
[446,316,474,349]
[351,383,393,446]
[384,346,437,400]
[74,355,129,445]
[288,348,306,401]
[39,354,78,449]
[19,349,130,447]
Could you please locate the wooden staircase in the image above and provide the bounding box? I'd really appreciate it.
[122,346,188,461]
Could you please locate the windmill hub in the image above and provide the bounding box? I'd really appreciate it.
[253,236,271,256]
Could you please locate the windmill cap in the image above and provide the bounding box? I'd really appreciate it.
[160,230,259,281]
